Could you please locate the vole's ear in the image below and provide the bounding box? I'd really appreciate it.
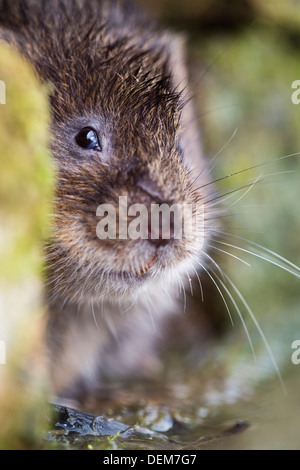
[163,32,203,172]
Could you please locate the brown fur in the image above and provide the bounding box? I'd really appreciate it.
[0,0,212,401]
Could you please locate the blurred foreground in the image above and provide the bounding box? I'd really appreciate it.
[0,43,53,449]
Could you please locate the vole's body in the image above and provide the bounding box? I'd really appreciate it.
[0,0,211,400]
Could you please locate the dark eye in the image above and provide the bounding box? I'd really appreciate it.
[76,127,102,151]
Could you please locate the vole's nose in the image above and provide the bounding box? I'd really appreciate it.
[134,179,176,247]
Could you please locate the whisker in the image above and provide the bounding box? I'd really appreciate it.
[122,299,136,314]
[185,269,193,296]
[200,181,264,207]
[207,243,251,267]
[222,271,287,394]
[91,299,100,332]
[205,128,239,176]
[101,299,104,318]
[202,253,256,361]
[178,277,187,314]
[145,294,158,332]
[163,286,174,304]
[189,264,204,302]
[104,312,118,340]
[212,230,300,273]
[205,212,255,221]
[206,225,263,234]
[224,172,262,210]
[198,172,298,207]
[191,255,234,326]
[211,236,300,278]
[192,151,300,194]
[188,128,239,189]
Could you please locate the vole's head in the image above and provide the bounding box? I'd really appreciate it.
[0,1,209,303]
[44,31,208,303]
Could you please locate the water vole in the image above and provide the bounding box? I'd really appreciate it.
[0,0,221,400]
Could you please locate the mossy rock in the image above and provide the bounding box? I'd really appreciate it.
[0,43,53,449]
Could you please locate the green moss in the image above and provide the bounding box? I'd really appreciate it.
[0,43,54,449]
[0,43,54,282]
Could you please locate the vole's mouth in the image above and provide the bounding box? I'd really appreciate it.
[128,255,156,277]
[110,255,157,282]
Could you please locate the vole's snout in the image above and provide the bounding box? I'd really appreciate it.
[135,179,165,204]
[132,177,177,247]
[147,213,175,247]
